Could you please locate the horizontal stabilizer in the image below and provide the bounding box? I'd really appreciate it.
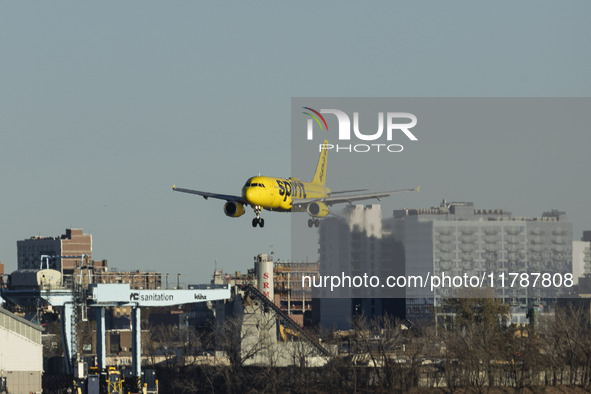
[329,189,368,195]
[293,187,418,207]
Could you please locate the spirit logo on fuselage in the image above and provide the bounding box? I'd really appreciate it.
[276,179,307,201]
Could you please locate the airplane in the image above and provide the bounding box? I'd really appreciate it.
[172,140,418,228]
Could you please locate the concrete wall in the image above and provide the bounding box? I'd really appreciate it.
[4,371,42,394]
[0,326,42,371]
[0,309,43,394]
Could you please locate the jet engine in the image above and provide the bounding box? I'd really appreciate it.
[307,202,330,218]
[224,201,246,217]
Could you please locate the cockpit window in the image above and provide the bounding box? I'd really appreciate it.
[244,182,265,188]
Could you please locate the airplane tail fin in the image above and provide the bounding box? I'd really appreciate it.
[311,140,328,185]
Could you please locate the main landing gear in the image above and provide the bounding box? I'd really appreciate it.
[252,206,265,228]
[308,218,320,228]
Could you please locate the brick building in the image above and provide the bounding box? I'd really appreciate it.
[17,228,93,275]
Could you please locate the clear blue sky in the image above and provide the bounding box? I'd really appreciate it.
[1,2,590,282]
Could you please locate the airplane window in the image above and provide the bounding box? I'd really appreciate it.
[244,183,251,187]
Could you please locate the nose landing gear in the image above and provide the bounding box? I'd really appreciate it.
[252,206,265,228]
[252,218,265,227]
[307,218,320,228]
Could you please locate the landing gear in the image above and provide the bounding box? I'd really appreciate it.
[252,218,264,227]
[307,218,320,228]
[252,206,264,228]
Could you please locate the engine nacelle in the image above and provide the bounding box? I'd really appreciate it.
[224,201,246,217]
[307,202,330,218]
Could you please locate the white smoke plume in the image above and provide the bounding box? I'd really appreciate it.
[344,204,383,239]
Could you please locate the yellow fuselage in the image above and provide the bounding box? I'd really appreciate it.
[241,176,330,212]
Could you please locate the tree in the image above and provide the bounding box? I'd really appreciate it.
[540,303,591,386]
[350,313,414,391]
[439,296,510,390]
[213,312,274,394]
[146,324,180,368]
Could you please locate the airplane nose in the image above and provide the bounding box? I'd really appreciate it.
[245,187,259,204]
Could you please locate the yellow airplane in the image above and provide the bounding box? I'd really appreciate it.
[172,141,418,228]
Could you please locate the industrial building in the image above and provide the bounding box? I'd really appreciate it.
[212,255,319,327]
[0,307,43,394]
[213,255,329,367]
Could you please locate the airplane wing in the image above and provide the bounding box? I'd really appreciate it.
[172,185,245,203]
[293,187,418,207]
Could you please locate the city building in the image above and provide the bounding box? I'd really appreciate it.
[16,228,164,291]
[314,201,575,328]
[94,269,162,290]
[577,233,591,295]
[573,238,589,285]
[314,205,405,330]
[274,260,318,326]
[392,200,573,324]
[17,228,93,275]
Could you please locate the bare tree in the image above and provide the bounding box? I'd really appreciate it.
[280,327,330,393]
[500,323,543,389]
[439,297,510,391]
[214,312,274,394]
[146,324,179,368]
[349,313,413,391]
[540,303,591,387]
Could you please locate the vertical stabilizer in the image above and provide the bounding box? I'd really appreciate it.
[311,140,328,185]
